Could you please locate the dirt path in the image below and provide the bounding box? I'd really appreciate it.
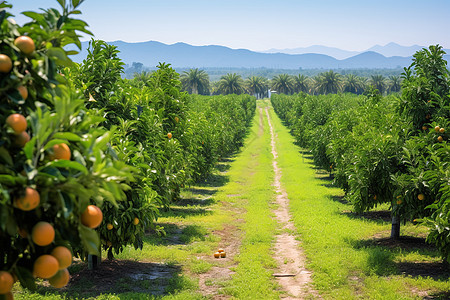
[265,106,319,299]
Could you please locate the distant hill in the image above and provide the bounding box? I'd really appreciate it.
[71,41,449,70]
[262,42,450,59]
[261,45,360,60]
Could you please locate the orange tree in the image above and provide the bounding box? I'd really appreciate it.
[0,1,134,297]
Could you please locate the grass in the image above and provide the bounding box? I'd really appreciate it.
[266,100,450,299]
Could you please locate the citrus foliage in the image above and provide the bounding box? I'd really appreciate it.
[271,45,449,262]
[0,0,135,296]
[64,39,255,258]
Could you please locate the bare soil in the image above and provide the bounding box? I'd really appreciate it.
[265,107,320,299]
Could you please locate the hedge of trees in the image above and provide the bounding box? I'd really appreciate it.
[178,68,403,97]
[271,45,450,265]
[0,2,255,297]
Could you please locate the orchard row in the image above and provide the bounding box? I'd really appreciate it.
[0,2,255,298]
[271,45,449,264]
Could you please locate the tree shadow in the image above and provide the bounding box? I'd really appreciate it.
[341,210,391,225]
[347,235,449,280]
[328,195,349,205]
[145,223,209,246]
[175,197,216,207]
[36,260,182,298]
[160,206,213,219]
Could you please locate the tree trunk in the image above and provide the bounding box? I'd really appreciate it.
[88,251,101,270]
[391,215,400,240]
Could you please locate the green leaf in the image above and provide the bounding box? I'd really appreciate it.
[16,266,37,291]
[0,147,13,166]
[44,160,88,174]
[78,225,100,255]
[53,132,82,142]
[23,136,37,160]
[0,175,16,185]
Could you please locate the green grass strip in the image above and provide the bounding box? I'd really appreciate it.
[267,101,450,299]
[220,102,279,299]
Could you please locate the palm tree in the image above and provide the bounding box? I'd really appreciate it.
[370,75,386,94]
[217,73,244,95]
[314,70,342,94]
[271,74,294,94]
[342,74,363,94]
[245,76,268,98]
[388,75,402,93]
[180,68,210,95]
[292,74,309,94]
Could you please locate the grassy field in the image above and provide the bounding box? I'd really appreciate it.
[10,100,450,300]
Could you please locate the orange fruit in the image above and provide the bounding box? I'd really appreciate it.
[14,187,40,211]
[0,54,13,73]
[437,136,443,142]
[81,205,103,228]
[418,194,425,201]
[440,127,445,133]
[435,126,440,132]
[0,271,14,294]
[397,199,402,205]
[422,126,427,131]
[4,292,13,300]
[107,223,113,230]
[133,217,139,225]
[218,248,224,253]
[17,85,28,100]
[49,143,71,160]
[167,132,172,139]
[6,113,27,134]
[14,36,35,55]
[220,252,226,258]
[373,195,377,200]
[31,221,55,246]
[49,268,70,288]
[213,252,220,258]
[14,131,30,147]
[51,246,72,269]
[175,116,179,123]
[33,255,59,279]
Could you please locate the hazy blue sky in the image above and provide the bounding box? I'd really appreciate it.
[8,0,450,51]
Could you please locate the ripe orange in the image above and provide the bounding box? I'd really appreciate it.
[14,36,35,55]
[14,187,40,211]
[217,248,224,253]
[167,132,172,139]
[175,116,179,123]
[14,131,30,147]
[213,252,220,258]
[33,255,59,279]
[51,246,72,269]
[440,127,445,133]
[422,126,427,131]
[133,217,139,225]
[373,195,377,200]
[0,54,13,73]
[435,126,440,132]
[49,268,70,288]
[81,205,103,228]
[49,143,71,160]
[220,252,226,258]
[6,113,27,134]
[0,271,14,294]
[417,194,425,201]
[437,136,443,142]
[107,223,113,230]
[17,85,28,100]
[31,221,55,246]
[397,199,402,205]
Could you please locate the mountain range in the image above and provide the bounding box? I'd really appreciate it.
[71,41,450,70]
